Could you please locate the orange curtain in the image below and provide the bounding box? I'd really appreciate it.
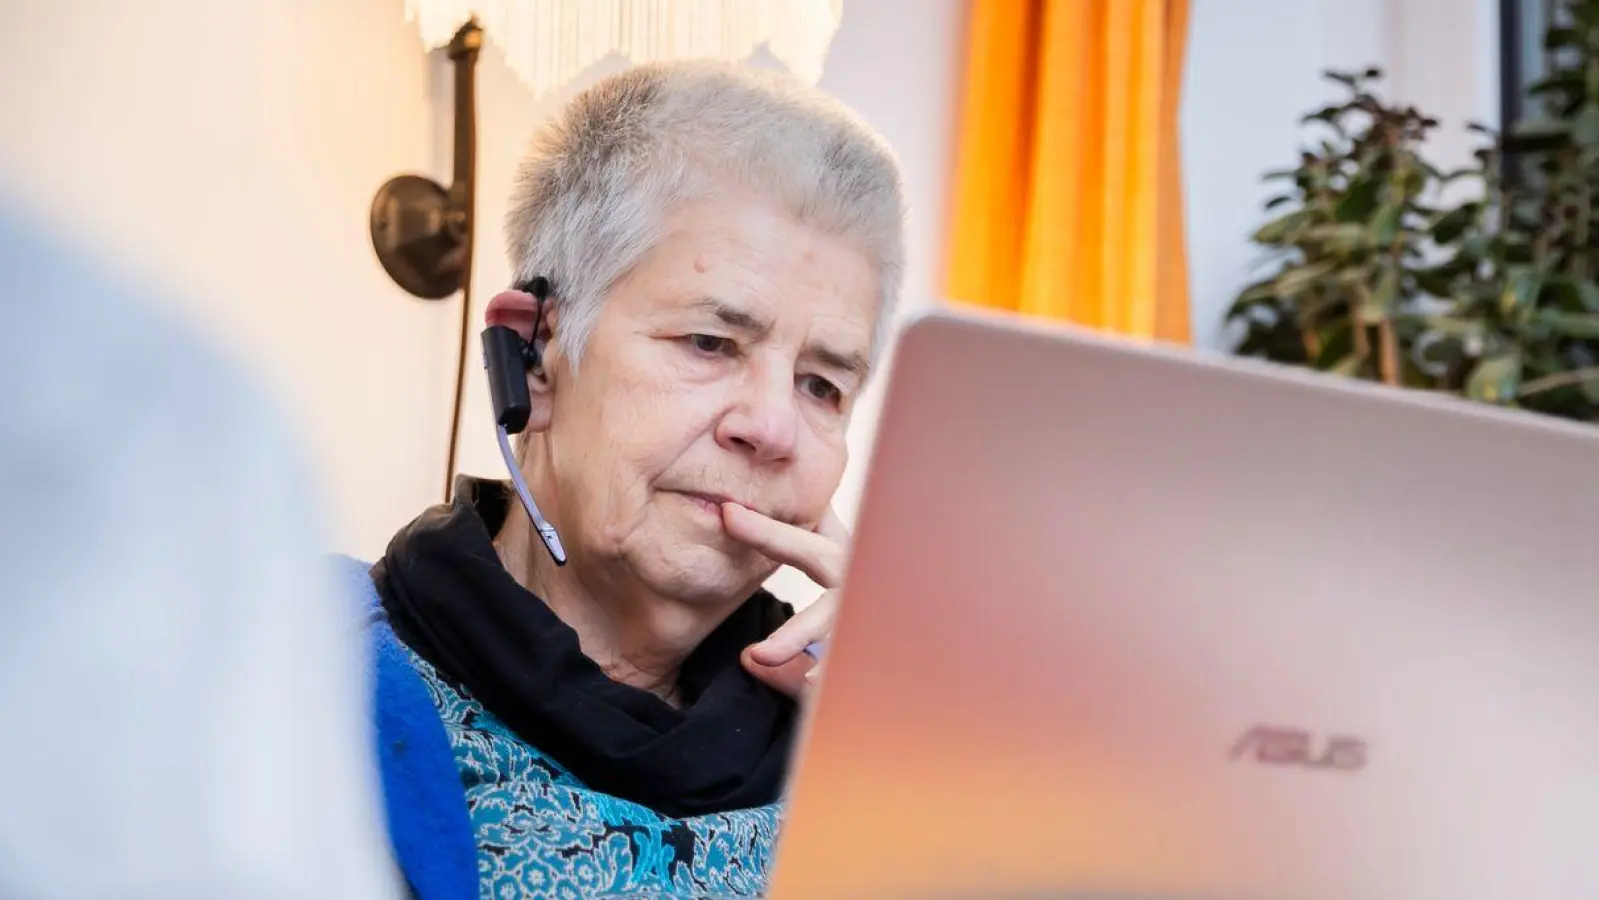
[945,0,1192,344]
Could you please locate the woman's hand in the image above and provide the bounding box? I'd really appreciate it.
[722,503,849,700]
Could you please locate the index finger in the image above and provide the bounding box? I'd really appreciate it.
[721,503,846,587]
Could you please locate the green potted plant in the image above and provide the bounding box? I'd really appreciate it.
[1229,6,1599,425]
[1227,68,1451,388]
[1439,0,1599,420]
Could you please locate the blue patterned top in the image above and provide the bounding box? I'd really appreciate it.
[402,648,783,899]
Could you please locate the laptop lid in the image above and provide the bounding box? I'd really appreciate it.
[768,308,1599,900]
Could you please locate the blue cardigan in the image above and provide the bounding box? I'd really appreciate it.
[338,555,784,899]
[338,555,479,900]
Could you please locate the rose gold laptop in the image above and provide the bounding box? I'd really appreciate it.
[767,307,1599,900]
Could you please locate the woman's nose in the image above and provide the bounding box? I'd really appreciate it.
[715,368,800,463]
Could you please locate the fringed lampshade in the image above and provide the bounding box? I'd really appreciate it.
[403,0,845,99]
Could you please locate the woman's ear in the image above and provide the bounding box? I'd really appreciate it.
[485,288,558,433]
[484,288,541,343]
[523,335,557,433]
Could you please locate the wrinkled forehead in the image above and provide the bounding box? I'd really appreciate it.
[630,196,882,356]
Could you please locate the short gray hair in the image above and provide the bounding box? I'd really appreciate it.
[503,60,906,372]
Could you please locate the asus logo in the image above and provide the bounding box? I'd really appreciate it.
[1230,724,1368,772]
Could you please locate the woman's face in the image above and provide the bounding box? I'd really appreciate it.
[536,194,880,604]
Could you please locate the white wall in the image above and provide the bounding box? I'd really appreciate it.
[1388,0,1504,175]
[0,0,456,557]
[1183,0,1500,352]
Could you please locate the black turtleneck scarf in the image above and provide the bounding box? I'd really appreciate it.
[372,476,799,818]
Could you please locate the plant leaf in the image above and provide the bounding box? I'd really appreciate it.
[1454,281,1502,316]
[1504,116,1572,152]
[1300,104,1343,125]
[1426,265,1464,297]
[1326,354,1363,376]
[1263,194,1294,210]
[1334,177,1382,222]
[1544,26,1582,49]
[1542,276,1588,312]
[1459,233,1492,260]
[1252,209,1315,244]
[1412,330,1465,378]
[1511,116,1571,137]
[1414,267,1455,298]
[1500,267,1543,316]
[1368,201,1404,246]
[1529,73,1583,96]
[1533,310,1599,339]
[1580,281,1599,312]
[1572,102,1599,149]
[1273,259,1339,297]
[1230,277,1279,309]
[1365,264,1400,318]
[1571,0,1599,28]
[1309,320,1355,370]
[1417,316,1488,367]
[1465,351,1523,403]
[1303,222,1367,253]
[1428,204,1478,244]
[1540,276,1599,313]
[1496,231,1537,265]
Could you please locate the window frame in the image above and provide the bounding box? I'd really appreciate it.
[1501,0,1557,129]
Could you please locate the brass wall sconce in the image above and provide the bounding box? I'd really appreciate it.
[370,0,845,301]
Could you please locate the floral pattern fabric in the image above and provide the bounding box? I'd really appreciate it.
[406,650,781,899]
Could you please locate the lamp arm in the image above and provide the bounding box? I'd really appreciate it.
[446,20,480,235]
[368,19,482,300]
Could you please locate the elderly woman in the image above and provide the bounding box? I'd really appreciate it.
[341,60,904,900]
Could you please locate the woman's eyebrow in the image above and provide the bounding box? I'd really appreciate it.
[808,343,868,380]
[689,297,771,338]
[688,296,868,377]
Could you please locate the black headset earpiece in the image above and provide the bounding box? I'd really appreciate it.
[481,275,553,435]
[481,274,568,565]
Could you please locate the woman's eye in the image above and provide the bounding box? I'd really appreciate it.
[800,374,843,406]
[687,334,734,355]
